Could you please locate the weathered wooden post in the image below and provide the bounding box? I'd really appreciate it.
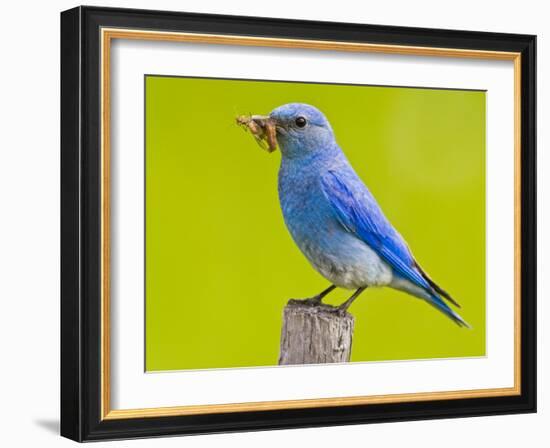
[278,299,355,365]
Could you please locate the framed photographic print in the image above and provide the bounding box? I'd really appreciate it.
[60,6,536,442]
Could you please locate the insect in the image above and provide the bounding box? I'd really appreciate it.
[236,115,278,153]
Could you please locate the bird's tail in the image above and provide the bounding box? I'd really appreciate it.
[425,293,471,328]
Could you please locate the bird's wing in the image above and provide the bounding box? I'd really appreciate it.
[413,259,461,308]
[321,168,470,327]
[320,169,469,327]
[320,169,432,292]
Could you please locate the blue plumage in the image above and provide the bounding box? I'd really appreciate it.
[247,103,469,327]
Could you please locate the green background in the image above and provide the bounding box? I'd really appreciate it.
[145,76,486,371]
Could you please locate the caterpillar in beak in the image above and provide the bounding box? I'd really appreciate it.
[236,115,278,153]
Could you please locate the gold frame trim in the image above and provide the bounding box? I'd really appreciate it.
[100,28,522,420]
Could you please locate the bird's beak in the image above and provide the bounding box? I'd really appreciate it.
[236,114,278,153]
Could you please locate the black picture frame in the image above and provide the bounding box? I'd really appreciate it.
[61,5,536,442]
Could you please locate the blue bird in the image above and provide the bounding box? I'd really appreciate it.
[239,103,469,327]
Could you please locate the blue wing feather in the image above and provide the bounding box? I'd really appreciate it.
[320,169,469,328]
[320,169,430,291]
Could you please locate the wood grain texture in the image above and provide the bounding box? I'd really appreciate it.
[279,300,354,365]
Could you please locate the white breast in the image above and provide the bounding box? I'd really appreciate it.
[300,236,394,290]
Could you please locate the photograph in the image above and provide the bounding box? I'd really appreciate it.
[145,76,486,371]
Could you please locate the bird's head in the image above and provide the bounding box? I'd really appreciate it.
[237,103,336,159]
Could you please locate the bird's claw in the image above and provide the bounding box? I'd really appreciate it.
[328,305,348,316]
[290,297,322,307]
[336,307,350,317]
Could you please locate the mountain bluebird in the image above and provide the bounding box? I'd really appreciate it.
[238,103,469,327]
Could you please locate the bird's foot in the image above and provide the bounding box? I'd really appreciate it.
[290,296,323,307]
[289,285,337,307]
[334,286,368,316]
[335,304,351,316]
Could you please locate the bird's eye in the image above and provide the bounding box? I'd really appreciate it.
[295,116,307,128]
